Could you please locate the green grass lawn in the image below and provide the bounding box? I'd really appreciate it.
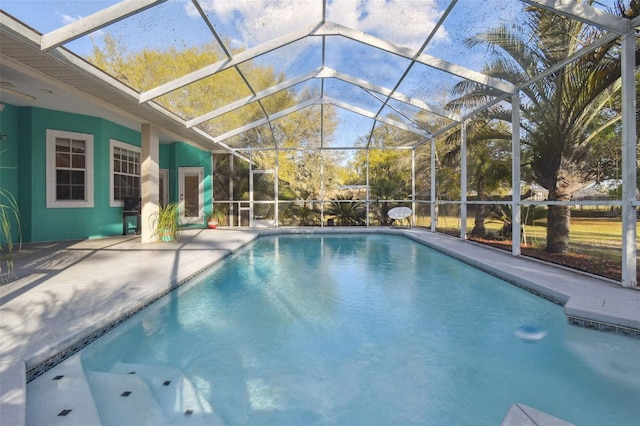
[410,211,639,280]
[426,215,637,263]
[523,217,634,263]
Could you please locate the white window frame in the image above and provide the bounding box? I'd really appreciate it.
[159,168,169,207]
[109,139,141,208]
[46,129,94,208]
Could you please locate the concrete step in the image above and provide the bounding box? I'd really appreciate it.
[110,362,224,425]
[27,354,101,426]
[86,370,168,426]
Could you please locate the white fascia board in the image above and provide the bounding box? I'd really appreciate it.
[521,0,629,34]
[323,67,459,121]
[325,97,431,138]
[41,0,167,51]
[315,22,515,94]
[213,98,319,143]
[139,23,321,103]
[48,45,225,150]
[0,11,42,45]
[191,126,221,146]
[187,68,322,128]
[47,46,140,101]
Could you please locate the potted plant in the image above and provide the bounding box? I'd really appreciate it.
[0,189,21,282]
[151,202,180,242]
[205,207,226,229]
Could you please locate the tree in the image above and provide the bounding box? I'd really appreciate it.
[275,100,339,204]
[88,35,340,223]
[88,35,266,130]
[442,119,512,238]
[348,122,417,225]
[447,0,639,253]
[325,193,366,226]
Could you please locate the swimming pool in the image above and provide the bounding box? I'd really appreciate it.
[44,235,640,424]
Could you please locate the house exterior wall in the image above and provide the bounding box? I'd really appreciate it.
[161,142,213,211]
[0,104,21,244]
[0,105,213,243]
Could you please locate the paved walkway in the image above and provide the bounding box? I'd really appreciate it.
[1,227,639,425]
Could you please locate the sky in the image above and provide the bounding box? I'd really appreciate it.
[0,0,525,146]
[0,0,563,146]
[0,0,523,65]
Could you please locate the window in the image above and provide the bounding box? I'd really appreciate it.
[110,140,141,207]
[46,129,94,208]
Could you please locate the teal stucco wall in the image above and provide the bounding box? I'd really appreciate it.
[160,142,213,211]
[0,104,21,244]
[1,105,213,243]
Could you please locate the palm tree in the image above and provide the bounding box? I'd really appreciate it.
[326,193,366,226]
[442,119,512,238]
[447,0,639,253]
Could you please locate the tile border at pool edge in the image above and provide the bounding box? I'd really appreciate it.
[567,317,640,337]
[24,229,640,382]
[26,288,171,382]
[24,247,244,383]
[395,230,640,337]
[25,230,383,381]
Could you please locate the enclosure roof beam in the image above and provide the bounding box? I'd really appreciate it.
[514,29,621,93]
[212,95,430,144]
[139,22,323,103]
[141,18,514,105]
[188,66,458,130]
[367,0,458,147]
[319,68,459,122]
[314,21,515,94]
[213,98,319,144]
[41,0,166,51]
[187,68,323,128]
[324,97,431,138]
[521,0,629,34]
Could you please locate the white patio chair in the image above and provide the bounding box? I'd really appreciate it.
[387,206,412,228]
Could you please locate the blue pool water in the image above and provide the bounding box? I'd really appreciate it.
[81,234,640,425]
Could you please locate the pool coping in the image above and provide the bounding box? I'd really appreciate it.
[1,227,639,425]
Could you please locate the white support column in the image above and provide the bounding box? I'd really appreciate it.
[140,123,160,243]
[249,152,254,228]
[320,151,325,227]
[511,94,522,256]
[275,151,279,227]
[366,149,370,227]
[411,149,416,226]
[320,103,325,227]
[229,155,235,226]
[430,138,437,231]
[460,121,468,240]
[621,30,637,287]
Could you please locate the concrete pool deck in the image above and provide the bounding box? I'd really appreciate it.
[1,227,639,425]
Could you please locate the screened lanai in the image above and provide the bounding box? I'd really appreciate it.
[0,0,638,286]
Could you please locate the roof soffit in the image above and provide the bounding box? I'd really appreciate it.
[41,0,167,51]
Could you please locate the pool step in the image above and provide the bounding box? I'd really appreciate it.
[110,362,223,425]
[501,403,574,426]
[86,371,168,426]
[27,353,101,426]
